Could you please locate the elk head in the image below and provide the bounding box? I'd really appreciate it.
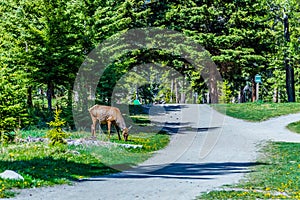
[122,126,132,141]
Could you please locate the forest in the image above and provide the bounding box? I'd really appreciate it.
[0,0,300,133]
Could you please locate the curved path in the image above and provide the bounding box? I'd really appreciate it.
[11,104,300,200]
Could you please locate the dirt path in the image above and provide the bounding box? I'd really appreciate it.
[10,105,300,200]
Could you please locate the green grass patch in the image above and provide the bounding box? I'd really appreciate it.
[130,115,151,126]
[287,121,300,134]
[199,142,300,199]
[0,143,116,198]
[200,190,272,199]
[213,102,300,121]
[18,129,47,138]
[0,114,170,198]
[110,132,170,152]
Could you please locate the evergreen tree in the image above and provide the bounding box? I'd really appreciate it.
[264,0,300,102]
[0,0,29,132]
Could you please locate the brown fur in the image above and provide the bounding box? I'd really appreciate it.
[88,105,129,141]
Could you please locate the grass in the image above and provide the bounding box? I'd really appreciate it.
[198,142,300,199]
[130,115,151,126]
[0,115,170,198]
[213,102,300,122]
[287,121,300,134]
[80,133,169,169]
[19,129,47,138]
[0,143,115,198]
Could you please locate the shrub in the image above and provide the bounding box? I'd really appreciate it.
[220,80,232,103]
[0,66,29,133]
[0,131,16,144]
[46,109,69,146]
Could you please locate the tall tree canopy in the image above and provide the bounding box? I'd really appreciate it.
[0,0,299,131]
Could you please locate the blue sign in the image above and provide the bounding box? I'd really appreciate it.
[255,74,262,83]
[133,99,141,105]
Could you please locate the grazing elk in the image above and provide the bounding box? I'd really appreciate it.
[88,105,130,141]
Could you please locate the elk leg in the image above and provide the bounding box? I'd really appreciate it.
[91,118,97,138]
[115,125,121,140]
[91,124,94,137]
[107,121,111,140]
[98,123,102,134]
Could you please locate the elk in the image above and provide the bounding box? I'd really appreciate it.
[88,105,130,141]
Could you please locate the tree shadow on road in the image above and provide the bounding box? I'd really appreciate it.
[87,162,267,181]
[160,125,221,134]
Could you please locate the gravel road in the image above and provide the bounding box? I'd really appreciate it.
[10,104,300,200]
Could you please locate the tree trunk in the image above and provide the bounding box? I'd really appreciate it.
[170,79,173,103]
[47,82,53,111]
[285,58,295,102]
[27,86,33,108]
[175,79,179,103]
[238,87,242,103]
[180,92,186,103]
[180,78,186,103]
[135,84,139,100]
[81,84,88,112]
[209,64,219,104]
[283,13,295,102]
[251,79,256,102]
[273,87,278,103]
[67,85,75,130]
[67,85,73,110]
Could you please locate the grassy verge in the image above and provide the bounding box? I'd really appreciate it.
[287,121,300,134]
[130,115,151,127]
[199,142,300,199]
[0,116,170,198]
[82,132,170,167]
[213,102,300,122]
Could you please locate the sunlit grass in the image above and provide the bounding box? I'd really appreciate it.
[0,114,170,198]
[199,142,300,199]
[0,143,116,198]
[18,129,47,138]
[110,132,170,152]
[213,102,300,121]
[287,121,300,134]
[129,115,151,126]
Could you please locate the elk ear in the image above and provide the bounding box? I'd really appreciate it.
[128,126,132,130]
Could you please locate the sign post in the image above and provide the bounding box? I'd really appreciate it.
[255,74,262,101]
[193,92,198,104]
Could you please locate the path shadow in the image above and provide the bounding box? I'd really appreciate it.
[0,157,117,183]
[145,104,221,134]
[87,162,266,181]
[143,104,189,115]
[162,125,221,134]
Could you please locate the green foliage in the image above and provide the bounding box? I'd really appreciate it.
[0,0,300,130]
[163,0,270,93]
[213,102,300,121]
[263,0,300,102]
[46,109,69,146]
[27,106,54,129]
[220,80,232,103]
[0,66,28,134]
[0,132,16,145]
